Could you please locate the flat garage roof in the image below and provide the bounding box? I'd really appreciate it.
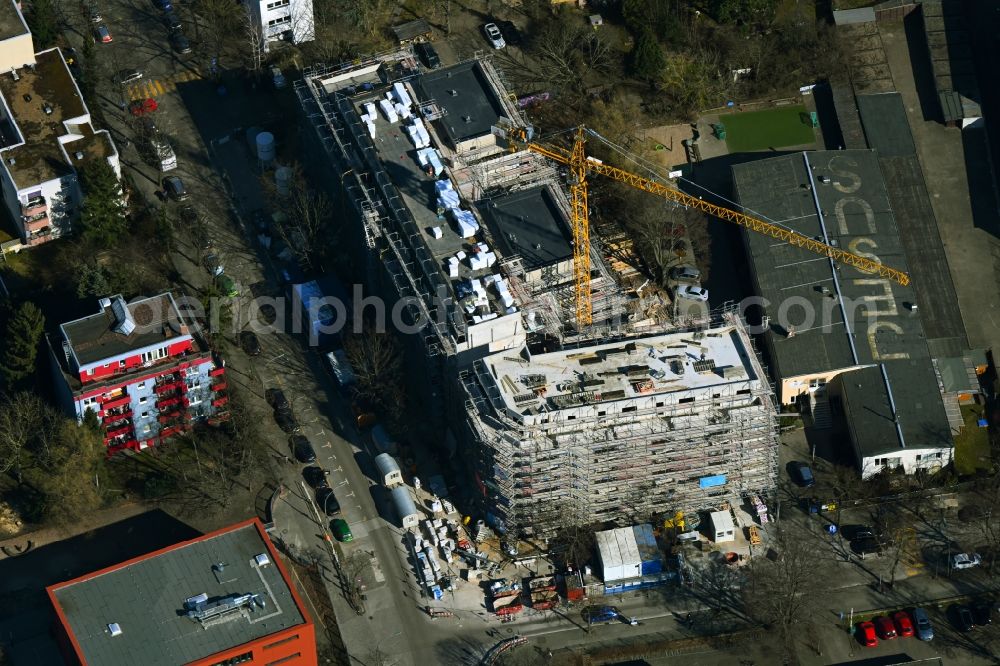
[416,61,507,145]
[477,186,572,270]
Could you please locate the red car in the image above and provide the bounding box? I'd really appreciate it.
[857,621,877,647]
[129,98,158,116]
[874,615,897,639]
[893,610,914,637]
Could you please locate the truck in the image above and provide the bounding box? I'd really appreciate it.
[148,133,177,172]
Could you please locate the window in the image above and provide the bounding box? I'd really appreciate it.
[265,655,301,666]
[267,15,290,26]
[141,411,149,418]
[266,0,290,8]
[103,363,110,368]
[119,360,126,367]
[678,397,695,404]
[138,382,146,389]
[264,635,299,650]
[139,397,147,404]
[211,652,253,666]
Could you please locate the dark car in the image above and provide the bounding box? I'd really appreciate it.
[171,31,192,54]
[303,466,330,489]
[788,461,815,487]
[163,9,182,31]
[265,388,289,411]
[414,42,441,69]
[971,603,993,626]
[240,330,262,356]
[874,615,897,640]
[841,525,875,541]
[94,24,113,43]
[952,604,975,632]
[163,175,189,201]
[290,434,316,463]
[153,0,173,10]
[316,487,341,515]
[274,408,299,433]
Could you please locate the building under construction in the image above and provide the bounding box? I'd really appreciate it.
[461,310,778,536]
[296,50,778,535]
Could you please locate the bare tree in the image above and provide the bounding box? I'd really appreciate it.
[241,2,266,75]
[261,164,335,271]
[742,526,824,660]
[0,392,48,483]
[343,328,404,418]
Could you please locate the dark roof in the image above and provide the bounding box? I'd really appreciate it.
[921,0,981,121]
[477,186,572,270]
[416,61,507,145]
[61,294,188,368]
[830,81,867,150]
[733,150,952,453]
[48,520,307,666]
[392,19,431,43]
[0,48,89,187]
[834,364,952,458]
[856,93,968,350]
[0,0,28,42]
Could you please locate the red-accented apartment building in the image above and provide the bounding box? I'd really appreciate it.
[47,518,317,666]
[47,292,228,453]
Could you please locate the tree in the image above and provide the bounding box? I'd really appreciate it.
[629,29,666,81]
[24,0,60,49]
[742,527,824,659]
[241,2,266,75]
[265,166,335,272]
[78,161,127,247]
[343,329,404,419]
[0,302,45,391]
[75,261,112,298]
[0,392,48,483]
[28,418,105,525]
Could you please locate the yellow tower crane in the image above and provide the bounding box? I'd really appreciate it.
[508,126,911,328]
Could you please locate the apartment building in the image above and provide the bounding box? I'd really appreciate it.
[461,313,779,535]
[48,293,228,453]
[0,0,119,249]
[247,0,314,52]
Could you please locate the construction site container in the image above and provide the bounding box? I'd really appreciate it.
[596,526,644,583]
[370,424,397,455]
[709,510,735,543]
[561,571,585,602]
[391,485,420,529]
[632,524,662,575]
[374,453,403,488]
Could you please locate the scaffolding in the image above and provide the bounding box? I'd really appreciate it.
[461,309,779,536]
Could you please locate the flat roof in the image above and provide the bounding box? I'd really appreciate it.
[0,48,88,188]
[48,520,308,666]
[485,323,759,414]
[61,293,190,368]
[0,0,28,42]
[733,150,952,453]
[836,364,952,457]
[416,61,507,145]
[66,126,116,168]
[477,186,572,270]
[921,0,981,121]
[856,93,968,350]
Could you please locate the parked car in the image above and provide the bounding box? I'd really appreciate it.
[676,285,709,302]
[240,330,261,356]
[130,97,158,116]
[170,31,192,54]
[265,388,290,411]
[162,175,189,201]
[203,253,223,276]
[414,42,441,69]
[257,303,277,325]
[274,408,299,433]
[483,22,505,49]
[116,68,144,85]
[856,621,877,647]
[331,518,353,542]
[153,0,173,10]
[911,607,934,641]
[892,610,914,637]
[270,66,286,89]
[94,24,113,43]
[951,552,982,570]
[316,488,341,516]
[874,615,897,640]
[303,466,330,489]
[971,603,993,626]
[290,434,316,463]
[163,10,182,31]
[89,7,103,22]
[788,461,815,487]
[952,604,975,632]
[669,265,701,282]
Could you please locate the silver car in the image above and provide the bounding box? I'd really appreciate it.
[483,23,505,49]
[670,265,701,282]
[911,607,934,641]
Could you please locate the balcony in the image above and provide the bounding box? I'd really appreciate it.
[21,197,47,218]
[154,380,185,396]
[102,407,132,424]
[210,381,227,393]
[156,396,183,410]
[209,366,226,377]
[22,214,48,232]
[158,408,184,423]
[105,423,134,441]
[212,396,229,408]
[100,395,131,411]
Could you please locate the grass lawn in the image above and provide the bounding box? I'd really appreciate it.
[954,403,992,475]
[719,105,817,153]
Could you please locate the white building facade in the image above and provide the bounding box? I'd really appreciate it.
[248,0,314,52]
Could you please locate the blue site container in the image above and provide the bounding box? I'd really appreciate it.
[632,524,662,575]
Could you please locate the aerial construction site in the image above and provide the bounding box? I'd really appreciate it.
[293,50,907,535]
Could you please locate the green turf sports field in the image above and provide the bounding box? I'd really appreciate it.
[719,105,817,152]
